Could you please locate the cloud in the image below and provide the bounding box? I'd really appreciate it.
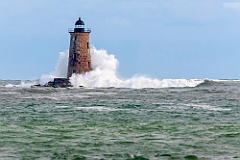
[223,2,240,9]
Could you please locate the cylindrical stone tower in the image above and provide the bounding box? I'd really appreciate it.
[67,17,92,78]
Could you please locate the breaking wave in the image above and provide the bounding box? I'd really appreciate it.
[40,51,68,84]
[40,47,203,88]
[3,81,38,88]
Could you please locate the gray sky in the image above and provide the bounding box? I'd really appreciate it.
[1,0,240,80]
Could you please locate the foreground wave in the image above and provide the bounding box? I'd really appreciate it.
[1,80,240,159]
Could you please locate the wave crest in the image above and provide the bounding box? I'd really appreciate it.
[69,47,203,88]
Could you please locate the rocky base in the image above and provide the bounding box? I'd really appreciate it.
[31,78,73,88]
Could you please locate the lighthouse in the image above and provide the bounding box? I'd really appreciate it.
[32,18,92,88]
[67,17,92,78]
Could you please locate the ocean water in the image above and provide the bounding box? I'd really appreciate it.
[1,80,240,160]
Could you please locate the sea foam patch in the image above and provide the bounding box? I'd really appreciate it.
[184,103,232,111]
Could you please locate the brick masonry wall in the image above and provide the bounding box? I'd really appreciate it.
[67,32,92,78]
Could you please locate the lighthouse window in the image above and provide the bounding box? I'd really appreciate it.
[87,42,89,49]
[73,53,77,61]
[88,62,91,69]
[76,25,84,28]
[72,36,77,42]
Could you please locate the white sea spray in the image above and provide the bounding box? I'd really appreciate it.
[5,47,203,88]
[40,51,68,85]
[69,47,203,88]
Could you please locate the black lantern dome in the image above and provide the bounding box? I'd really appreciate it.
[69,17,90,33]
[75,17,85,29]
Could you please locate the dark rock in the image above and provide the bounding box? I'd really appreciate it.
[52,78,72,88]
[31,78,73,88]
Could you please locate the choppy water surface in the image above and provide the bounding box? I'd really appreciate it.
[1,80,240,160]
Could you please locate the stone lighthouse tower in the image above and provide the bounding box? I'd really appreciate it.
[67,17,92,78]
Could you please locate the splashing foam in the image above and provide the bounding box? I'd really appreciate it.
[70,47,202,88]
[40,47,203,88]
[40,51,68,85]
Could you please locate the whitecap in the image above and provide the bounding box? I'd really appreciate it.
[55,106,70,108]
[184,103,231,111]
[74,106,118,111]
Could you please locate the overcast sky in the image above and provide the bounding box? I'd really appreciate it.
[1,0,240,80]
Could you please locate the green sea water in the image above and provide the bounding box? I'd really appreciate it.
[1,80,240,160]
